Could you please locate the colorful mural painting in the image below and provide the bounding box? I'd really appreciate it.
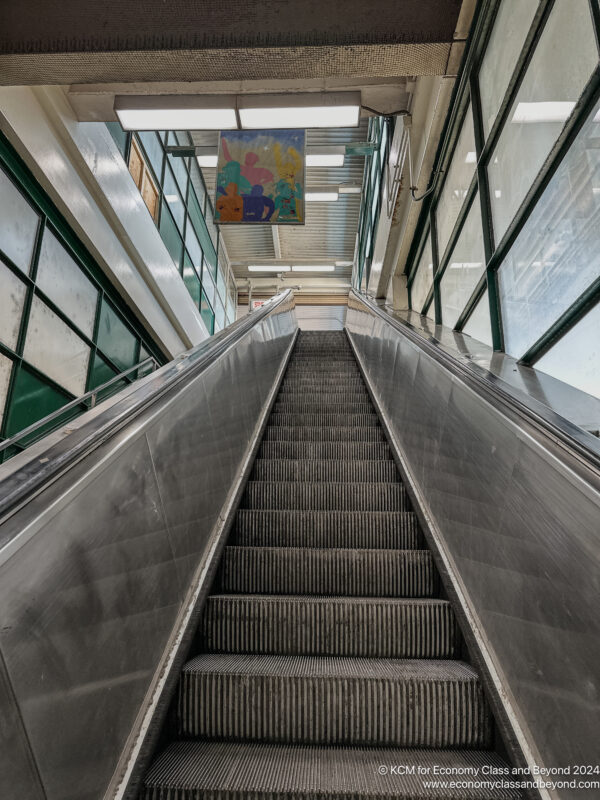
[215,129,305,225]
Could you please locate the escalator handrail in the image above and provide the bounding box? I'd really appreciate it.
[349,289,600,484]
[0,290,294,521]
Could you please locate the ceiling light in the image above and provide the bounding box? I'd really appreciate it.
[306,146,346,167]
[305,191,339,202]
[512,101,575,124]
[238,92,361,129]
[338,185,362,194]
[114,95,237,130]
[197,154,218,168]
[335,261,353,267]
[291,265,335,272]
[248,265,291,272]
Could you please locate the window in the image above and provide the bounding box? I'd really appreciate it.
[462,290,493,347]
[128,138,159,222]
[409,234,434,315]
[0,166,39,273]
[487,0,598,245]
[440,195,486,328]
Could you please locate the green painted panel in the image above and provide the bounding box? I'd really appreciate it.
[201,289,214,335]
[188,190,217,277]
[88,351,128,401]
[159,201,184,269]
[96,299,139,373]
[183,253,201,307]
[4,364,78,445]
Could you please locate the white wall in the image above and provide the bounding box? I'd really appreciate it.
[0,86,210,358]
[295,305,347,330]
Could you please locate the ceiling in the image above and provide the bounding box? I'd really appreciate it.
[195,120,368,286]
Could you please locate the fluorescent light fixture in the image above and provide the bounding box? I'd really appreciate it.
[238,92,361,129]
[248,265,290,272]
[465,151,476,164]
[339,185,362,194]
[114,95,237,130]
[291,265,335,272]
[306,146,346,167]
[305,190,339,202]
[512,101,575,124]
[196,154,218,168]
[164,194,179,203]
[335,260,353,267]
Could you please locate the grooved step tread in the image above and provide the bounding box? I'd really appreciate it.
[143,742,520,800]
[273,400,374,413]
[258,441,392,460]
[269,412,379,427]
[264,426,385,442]
[232,510,422,549]
[242,482,408,511]
[218,546,436,597]
[251,459,398,483]
[178,655,490,747]
[202,595,457,658]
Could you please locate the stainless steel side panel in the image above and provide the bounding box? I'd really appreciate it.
[0,297,296,800]
[346,295,600,800]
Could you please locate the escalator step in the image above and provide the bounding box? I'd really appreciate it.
[231,509,422,549]
[263,426,385,442]
[218,546,436,596]
[257,441,391,460]
[178,654,491,748]
[242,481,407,511]
[251,459,397,482]
[269,412,379,427]
[273,400,374,413]
[202,595,457,658]
[143,741,521,800]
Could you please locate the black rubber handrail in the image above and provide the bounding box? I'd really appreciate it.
[0,290,294,523]
[349,289,600,487]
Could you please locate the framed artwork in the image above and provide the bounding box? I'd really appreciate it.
[215,129,305,225]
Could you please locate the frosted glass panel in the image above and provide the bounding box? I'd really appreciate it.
[498,96,600,358]
[440,196,486,328]
[478,0,538,140]
[535,303,600,400]
[0,260,27,349]
[24,297,90,395]
[36,230,98,338]
[0,167,39,273]
[462,290,493,347]
[436,103,476,259]
[0,353,13,429]
[488,0,598,245]
[410,235,434,314]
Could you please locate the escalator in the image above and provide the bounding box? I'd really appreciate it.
[141,331,519,800]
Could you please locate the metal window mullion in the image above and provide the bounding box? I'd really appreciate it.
[590,0,600,51]
[84,288,103,393]
[430,209,442,324]
[520,276,600,365]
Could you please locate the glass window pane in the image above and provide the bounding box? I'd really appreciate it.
[436,103,477,259]
[88,352,128,401]
[462,290,493,347]
[535,303,600,399]
[202,263,216,306]
[189,163,207,213]
[96,299,138,372]
[183,253,201,306]
[0,353,13,429]
[410,234,434,314]
[0,260,27,349]
[163,165,185,231]
[205,200,219,249]
[215,300,226,331]
[440,195,486,328]
[189,189,217,276]
[478,0,538,140]
[167,152,189,198]
[185,223,203,273]
[498,96,600,358]
[4,364,77,443]
[137,132,164,182]
[105,122,129,158]
[0,167,39,273]
[159,201,184,269]
[36,230,98,338]
[24,296,90,395]
[201,290,214,334]
[488,0,598,245]
[217,264,227,301]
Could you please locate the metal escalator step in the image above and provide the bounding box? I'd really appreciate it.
[257,441,391,460]
[218,546,436,596]
[279,383,366,393]
[231,509,422,548]
[269,412,379,427]
[202,595,457,658]
[178,654,492,748]
[242,481,407,511]
[142,741,521,800]
[273,399,373,413]
[263,426,385,442]
[251,459,397,482]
